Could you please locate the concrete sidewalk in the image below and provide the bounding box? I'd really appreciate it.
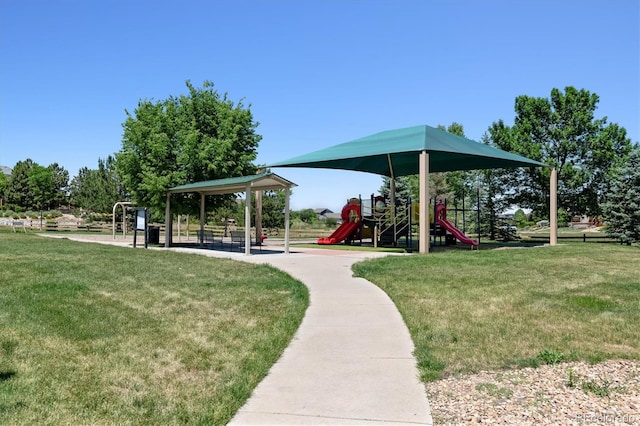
[43,235,432,425]
[228,249,432,425]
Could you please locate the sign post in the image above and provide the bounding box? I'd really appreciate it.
[133,207,148,248]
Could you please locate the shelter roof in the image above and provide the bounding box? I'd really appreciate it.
[270,125,546,176]
[167,172,296,195]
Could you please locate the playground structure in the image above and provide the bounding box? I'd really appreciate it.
[433,203,478,247]
[318,198,362,245]
[318,194,480,249]
[162,125,555,255]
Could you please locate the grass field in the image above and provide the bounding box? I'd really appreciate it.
[0,232,308,425]
[353,243,640,382]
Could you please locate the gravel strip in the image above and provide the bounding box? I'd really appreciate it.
[425,359,639,425]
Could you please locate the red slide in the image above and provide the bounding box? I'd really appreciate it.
[318,221,360,245]
[318,202,361,245]
[435,204,479,247]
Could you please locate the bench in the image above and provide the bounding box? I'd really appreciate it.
[230,230,262,252]
[196,230,221,249]
[12,221,26,233]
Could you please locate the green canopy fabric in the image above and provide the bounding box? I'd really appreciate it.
[270,125,546,176]
[167,172,296,195]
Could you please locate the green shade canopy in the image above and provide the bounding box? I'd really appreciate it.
[167,172,296,195]
[270,125,546,177]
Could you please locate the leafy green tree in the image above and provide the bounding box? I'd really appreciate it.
[70,156,126,212]
[492,86,633,218]
[513,209,528,227]
[260,190,286,229]
[297,208,317,224]
[602,146,640,244]
[116,80,261,217]
[209,199,243,230]
[5,159,68,211]
[29,165,55,227]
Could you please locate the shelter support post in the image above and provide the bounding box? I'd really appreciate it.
[388,152,396,218]
[200,192,205,244]
[390,179,396,207]
[419,151,430,253]
[255,190,263,245]
[550,167,558,246]
[165,193,171,247]
[284,186,291,254]
[245,184,251,255]
[112,204,117,239]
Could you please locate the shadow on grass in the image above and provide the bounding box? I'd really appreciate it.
[0,370,16,382]
[163,242,286,255]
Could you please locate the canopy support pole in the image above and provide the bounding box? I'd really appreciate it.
[419,151,430,253]
[387,154,396,205]
[164,193,172,247]
[550,167,558,246]
[284,186,291,254]
[245,184,251,255]
[255,190,263,245]
[200,192,205,245]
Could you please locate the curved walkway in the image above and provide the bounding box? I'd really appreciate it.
[229,249,432,425]
[42,235,432,425]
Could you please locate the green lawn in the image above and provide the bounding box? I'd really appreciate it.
[0,232,308,425]
[353,243,640,382]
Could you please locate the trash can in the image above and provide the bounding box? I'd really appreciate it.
[147,226,160,244]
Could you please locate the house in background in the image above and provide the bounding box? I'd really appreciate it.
[314,208,332,220]
[314,208,343,224]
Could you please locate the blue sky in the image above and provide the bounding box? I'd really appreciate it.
[1,0,638,212]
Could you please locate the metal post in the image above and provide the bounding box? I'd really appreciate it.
[477,187,481,245]
[462,189,466,233]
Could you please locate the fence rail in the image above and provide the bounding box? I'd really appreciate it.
[524,234,617,243]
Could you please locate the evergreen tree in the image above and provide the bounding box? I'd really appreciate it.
[5,159,35,209]
[379,176,413,204]
[602,146,640,244]
[70,156,125,212]
[49,163,70,208]
[0,172,7,205]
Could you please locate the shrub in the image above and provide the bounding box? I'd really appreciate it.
[538,349,566,365]
[44,210,62,219]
